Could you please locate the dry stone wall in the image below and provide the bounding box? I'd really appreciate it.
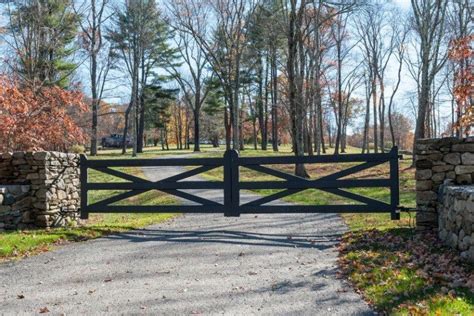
[0,152,81,229]
[438,186,474,262]
[415,137,474,263]
[0,185,30,231]
[415,137,474,230]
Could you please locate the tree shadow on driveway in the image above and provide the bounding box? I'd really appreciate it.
[105,228,342,250]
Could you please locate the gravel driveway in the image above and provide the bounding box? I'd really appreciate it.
[0,157,372,315]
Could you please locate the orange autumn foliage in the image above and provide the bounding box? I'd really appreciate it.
[0,77,87,152]
[448,35,474,133]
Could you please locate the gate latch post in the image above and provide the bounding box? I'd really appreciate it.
[224,150,240,217]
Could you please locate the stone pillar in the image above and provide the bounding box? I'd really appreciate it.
[415,137,474,230]
[0,151,81,229]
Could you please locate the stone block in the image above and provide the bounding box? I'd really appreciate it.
[0,205,12,213]
[12,197,31,210]
[33,152,50,160]
[12,152,25,159]
[456,174,472,185]
[1,152,13,159]
[417,190,438,204]
[26,173,39,180]
[416,180,433,191]
[461,153,474,165]
[57,190,67,200]
[452,143,474,152]
[455,165,474,174]
[433,165,454,173]
[446,171,456,179]
[443,153,461,165]
[12,159,26,165]
[416,211,438,225]
[416,169,432,180]
[416,159,433,169]
[432,172,446,183]
[418,153,444,162]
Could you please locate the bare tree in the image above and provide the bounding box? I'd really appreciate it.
[410,0,448,149]
[387,24,408,147]
[164,21,212,152]
[285,0,309,176]
[355,1,399,153]
[167,0,255,151]
[330,8,360,154]
[74,0,112,156]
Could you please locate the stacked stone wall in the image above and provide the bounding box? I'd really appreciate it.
[415,137,474,229]
[0,152,81,229]
[438,186,474,262]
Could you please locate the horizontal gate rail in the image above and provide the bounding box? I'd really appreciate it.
[80,155,225,219]
[80,147,401,220]
[239,151,400,165]
[84,157,223,167]
[239,179,392,190]
[237,147,400,220]
[86,182,224,190]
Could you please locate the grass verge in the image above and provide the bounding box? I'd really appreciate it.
[0,161,176,261]
[339,228,474,315]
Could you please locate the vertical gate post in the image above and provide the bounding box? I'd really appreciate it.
[224,150,240,217]
[389,147,400,220]
[80,154,89,219]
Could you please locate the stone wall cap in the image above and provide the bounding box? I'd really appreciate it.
[2,151,81,158]
[442,185,474,194]
[1,152,13,159]
[417,137,474,143]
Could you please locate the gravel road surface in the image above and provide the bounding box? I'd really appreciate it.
[0,157,372,315]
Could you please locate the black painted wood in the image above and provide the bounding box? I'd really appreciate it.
[80,147,401,219]
[80,155,89,219]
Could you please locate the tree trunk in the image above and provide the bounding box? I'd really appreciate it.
[362,86,370,154]
[90,49,98,156]
[372,71,378,153]
[224,105,231,150]
[334,32,343,155]
[137,90,145,153]
[193,108,201,152]
[121,102,132,154]
[271,49,278,152]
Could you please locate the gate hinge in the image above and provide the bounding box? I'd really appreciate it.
[398,206,417,212]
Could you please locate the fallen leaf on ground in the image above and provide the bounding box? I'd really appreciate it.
[39,307,49,313]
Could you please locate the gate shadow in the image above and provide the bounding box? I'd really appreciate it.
[105,229,342,250]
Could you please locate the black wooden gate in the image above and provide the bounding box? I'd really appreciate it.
[80,147,401,220]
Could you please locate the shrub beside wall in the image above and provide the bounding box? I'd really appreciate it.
[0,152,81,229]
